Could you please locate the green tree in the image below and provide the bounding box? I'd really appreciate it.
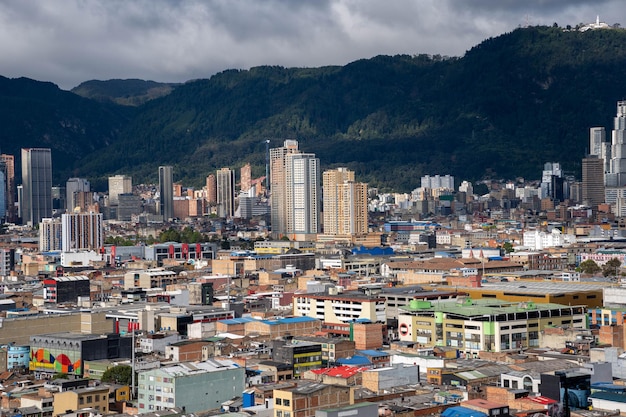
[603,257,622,277]
[579,260,601,275]
[101,365,133,385]
[502,242,514,254]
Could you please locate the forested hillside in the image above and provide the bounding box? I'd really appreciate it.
[5,26,626,191]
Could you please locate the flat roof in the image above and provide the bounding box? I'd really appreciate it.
[470,281,606,294]
[400,298,585,317]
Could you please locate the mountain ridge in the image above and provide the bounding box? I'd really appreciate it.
[3,26,626,191]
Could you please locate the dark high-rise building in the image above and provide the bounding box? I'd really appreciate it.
[0,154,16,222]
[582,156,605,207]
[158,166,174,220]
[216,167,235,218]
[21,148,52,226]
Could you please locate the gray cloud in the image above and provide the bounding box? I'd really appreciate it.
[0,0,622,90]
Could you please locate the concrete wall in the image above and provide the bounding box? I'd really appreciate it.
[0,312,110,345]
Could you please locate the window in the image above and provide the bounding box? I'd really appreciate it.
[275,398,282,405]
[276,412,283,417]
[283,399,290,406]
[284,412,291,417]
[95,395,100,402]
[86,396,93,403]
[79,398,84,405]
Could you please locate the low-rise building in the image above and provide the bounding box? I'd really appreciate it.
[52,386,110,417]
[29,333,132,378]
[273,383,351,417]
[272,340,323,378]
[398,298,587,355]
[137,359,245,413]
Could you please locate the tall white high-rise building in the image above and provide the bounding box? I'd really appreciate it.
[108,175,132,206]
[39,217,62,252]
[421,174,454,190]
[323,168,368,236]
[66,178,90,212]
[590,127,611,175]
[216,167,235,218]
[21,148,52,226]
[61,212,104,252]
[269,140,320,238]
[285,152,320,235]
[607,101,626,187]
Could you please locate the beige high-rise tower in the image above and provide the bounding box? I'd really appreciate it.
[240,163,252,193]
[108,175,132,206]
[270,140,300,237]
[323,168,368,235]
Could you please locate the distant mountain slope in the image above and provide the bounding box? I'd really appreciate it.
[71,79,179,106]
[5,26,626,191]
[0,76,133,182]
[76,26,626,190]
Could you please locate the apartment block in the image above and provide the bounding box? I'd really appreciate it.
[137,359,245,413]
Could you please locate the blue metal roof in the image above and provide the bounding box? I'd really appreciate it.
[261,317,318,325]
[337,355,371,366]
[357,349,389,357]
[219,317,256,325]
[441,406,488,417]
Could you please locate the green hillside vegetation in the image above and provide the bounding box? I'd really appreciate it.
[0,76,133,180]
[71,79,179,106]
[76,26,626,191]
[5,26,626,191]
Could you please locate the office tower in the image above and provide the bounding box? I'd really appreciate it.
[270,140,300,236]
[61,212,104,252]
[0,168,5,222]
[240,163,252,193]
[216,168,235,218]
[39,217,62,252]
[21,148,52,226]
[607,101,626,187]
[66,178,90,212]
[540,162,563,201]
[589,126,612,174]
[284,152,320,235]
[0,154,15,222]
[74,191,95,213]
[108,175,132,206]
[590,127,606,156]
[323,168,368,235]
[158,166,174,220]
[582,156,605,207]
[117,193,142,221]
[206,174,217,205]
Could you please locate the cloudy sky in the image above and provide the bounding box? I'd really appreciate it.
[0,0,624,90]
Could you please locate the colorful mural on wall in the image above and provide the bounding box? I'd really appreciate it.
[29,348,82,375]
